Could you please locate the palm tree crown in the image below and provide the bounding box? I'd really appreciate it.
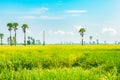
[7,23,13,31]
[22,24,28,33]
[0,33,4,38]
[79,28,86,45]
[13,22,18,31]
[79,28,86,37]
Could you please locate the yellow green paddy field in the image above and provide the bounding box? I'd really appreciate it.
[0,45,120,80]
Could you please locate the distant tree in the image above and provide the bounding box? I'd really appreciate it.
[13,22,19,46]
[27,36,31,45]
[28,36,31,40]
[118,42,120,44]
[115,41,117,44]
[37,40,41,44]
[7,23,13,46]
[89,36,92,44]
[27,36,36,45]
[104,41,107,44]
[30,37,33,44]
[93,41,95,44]
[27,40,31,45]
[0,33,4,45]
[32,38,35,45]
[79,28,86,45]
[21,24,28,46]
[96,39,99,44]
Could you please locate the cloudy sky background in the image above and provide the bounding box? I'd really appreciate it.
[0,0,120,44]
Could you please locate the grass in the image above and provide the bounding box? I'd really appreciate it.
[0,45,120,80]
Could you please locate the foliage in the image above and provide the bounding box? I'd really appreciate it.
[0,45,120,80]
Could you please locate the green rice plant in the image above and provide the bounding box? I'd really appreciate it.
[0,45,120,79]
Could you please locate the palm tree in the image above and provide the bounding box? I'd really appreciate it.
[7,23,13,46]
[79,28,86,45]
[13,22,18,46]
[89,36,92,44]
[21,24,28,46]
[0,33,4,45]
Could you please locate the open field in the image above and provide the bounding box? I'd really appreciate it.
[0,45,120,80]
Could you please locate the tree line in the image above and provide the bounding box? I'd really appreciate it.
[78,28,120,45]
[0,25,119,46]
[0,22,28,46]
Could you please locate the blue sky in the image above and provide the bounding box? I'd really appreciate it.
[0,0,120,44]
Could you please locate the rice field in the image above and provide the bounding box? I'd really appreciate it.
[0,45,120,80]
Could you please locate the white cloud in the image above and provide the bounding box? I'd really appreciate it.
[30,7,48,14]
[19,15,65,20]
[55,30,65,35]
[7,7,48,15]
[67,32,74,35]
[49,30,74,35]
[40,16,65,20]
[68,14,80,17]
[19,16,36,19]
[101,27,117,36]
[65,10,87,14]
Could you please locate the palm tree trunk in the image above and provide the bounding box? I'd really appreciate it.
[15,31,16,46]
[43,31,45,46]
[90,40,92,44]
[24,32,26,46]
[81,36,83,45]
[10,31,12,46]
[0,38,2,45]
[8,38,10,45]
[82,39,83,45]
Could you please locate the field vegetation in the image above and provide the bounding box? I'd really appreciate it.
[0,45,120,80]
